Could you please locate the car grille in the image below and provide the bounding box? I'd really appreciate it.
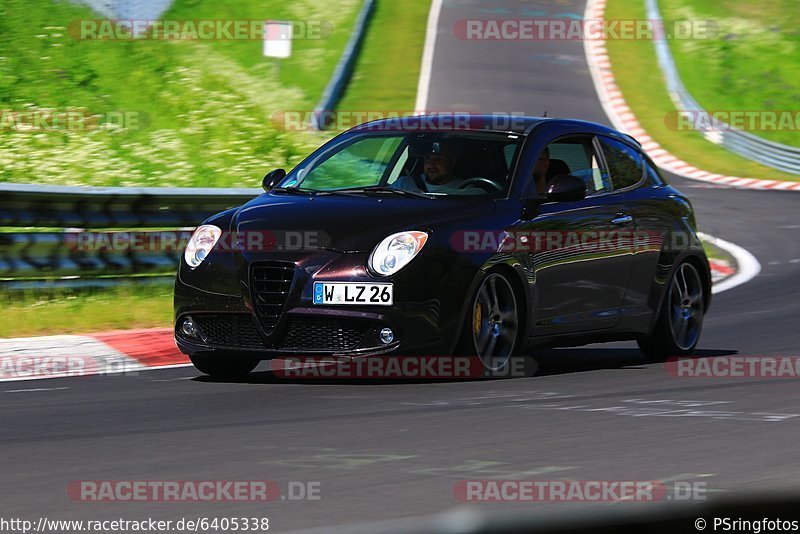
[193,314,264,349]
[251,261,295,335]
[278,318,370,352]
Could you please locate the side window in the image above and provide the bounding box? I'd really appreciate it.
[503,143,517,168]
[598,136,645,190]
[537,136,611,196]
[644,158,665,185]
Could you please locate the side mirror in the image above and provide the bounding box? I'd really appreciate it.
[262,168,286,192]
[545,174,586,202]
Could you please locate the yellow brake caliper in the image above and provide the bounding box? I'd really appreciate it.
[473,301,482,336]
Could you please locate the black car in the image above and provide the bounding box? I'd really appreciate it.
[174,115,710,377]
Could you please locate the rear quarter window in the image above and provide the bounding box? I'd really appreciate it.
[598,136,645,190]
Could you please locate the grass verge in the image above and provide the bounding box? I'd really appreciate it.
[662,0,800,148]
[0,284,173,337]
[0,0,359,187]
[701,239,733,264]
[604,0,800,181]
[337,0,431,115]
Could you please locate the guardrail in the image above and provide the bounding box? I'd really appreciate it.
[648,0,800,175]
[1,183,258,228]
[0,183,259,286]
[311,0,376,130]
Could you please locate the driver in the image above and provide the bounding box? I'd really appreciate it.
[393,141,477,193]
[533,146,551,195]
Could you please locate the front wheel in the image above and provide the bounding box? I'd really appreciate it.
[638,261,706,361]
[190,353,259,378]
[458,272,520,371]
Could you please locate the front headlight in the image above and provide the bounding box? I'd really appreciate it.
[184,224,222,269]
[369,231,428,276]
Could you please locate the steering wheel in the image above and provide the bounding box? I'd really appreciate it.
[458,177,504,192]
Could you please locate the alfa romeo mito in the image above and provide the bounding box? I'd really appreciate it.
[174,116,710,377]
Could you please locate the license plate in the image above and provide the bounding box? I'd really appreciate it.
[313,282,393,306]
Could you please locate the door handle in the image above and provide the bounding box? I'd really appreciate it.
[611,215,633,225]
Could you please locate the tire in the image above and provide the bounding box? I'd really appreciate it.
[190,353,259,378]
[458,272,521,371]
[638,261,706,362]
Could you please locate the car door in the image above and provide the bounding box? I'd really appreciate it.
[598,139,680,328]
[519,134,635,335]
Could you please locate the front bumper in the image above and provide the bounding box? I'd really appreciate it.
[174,250,472,358]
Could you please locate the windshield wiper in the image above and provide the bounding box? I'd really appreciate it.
[271,187,318,196]
[323,186,435,199]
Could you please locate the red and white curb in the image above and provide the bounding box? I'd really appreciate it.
[583,0,800,191]
[709,259,734,284]
[0,328,190,383]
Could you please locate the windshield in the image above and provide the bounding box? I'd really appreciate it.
[278,132,523,197]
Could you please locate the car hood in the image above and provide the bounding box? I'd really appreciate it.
[233,193,498,253]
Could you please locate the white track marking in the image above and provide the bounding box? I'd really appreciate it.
[699,232,762,294]
[6,387,71,393]
[414,0,444,113]
[150,375,196,382]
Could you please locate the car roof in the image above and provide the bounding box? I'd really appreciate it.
[346,114,641,145]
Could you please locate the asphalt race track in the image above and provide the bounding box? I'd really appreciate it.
[2,0,799,531]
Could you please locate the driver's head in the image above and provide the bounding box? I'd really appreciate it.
[533,146,550,194]
[424,141,458,185]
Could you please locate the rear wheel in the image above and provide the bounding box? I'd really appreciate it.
[190,353,259,378]
[459,272,520,371]
[638,261,705,361]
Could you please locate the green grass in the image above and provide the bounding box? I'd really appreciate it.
[0,0,361,187]
[701,239,732,263]
[337,0,431,115]
[0,0,434,338]
[605,0,800,181]
[0,285,174,337]
[662,0,800,147]
[164,0,362,105]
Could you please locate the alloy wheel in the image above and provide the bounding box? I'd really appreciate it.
[471,273,519,370]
